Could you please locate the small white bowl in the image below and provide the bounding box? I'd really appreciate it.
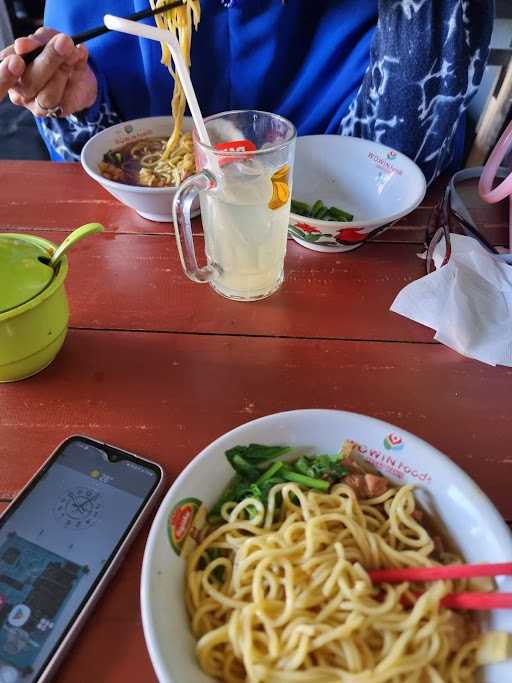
[289,136,427,252]
[141,409,512,683]
[81,116,198,223]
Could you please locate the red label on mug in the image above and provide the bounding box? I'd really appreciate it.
[214,139,257,166]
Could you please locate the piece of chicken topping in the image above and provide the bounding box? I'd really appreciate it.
[344,473,389,499]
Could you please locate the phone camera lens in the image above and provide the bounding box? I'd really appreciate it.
[108,453,119,462]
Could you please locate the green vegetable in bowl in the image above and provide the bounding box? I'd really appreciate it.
[310,200,324,218]
[327,206,354,222]
[293,454,349,482]
[207,443,348,525]
[289,199,310,215]
[102,150,123,167]
[291,198,353,222]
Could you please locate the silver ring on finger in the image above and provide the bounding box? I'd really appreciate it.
[35,97,63,118]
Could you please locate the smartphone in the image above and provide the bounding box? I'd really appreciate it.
[0,435,165,683]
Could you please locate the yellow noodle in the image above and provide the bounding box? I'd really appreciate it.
[185,483,508,683]
[106,0,202,187]
[150,0,200,158]
[138,131,194,186]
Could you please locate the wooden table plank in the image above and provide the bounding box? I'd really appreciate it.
[1,161,511,683]
[10,229,434,342]
[0,161,203,235]
[57,620,155,683]
[2,163,507,243]
[1,329,511,519]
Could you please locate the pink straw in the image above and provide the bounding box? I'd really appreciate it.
[479,118,512,253]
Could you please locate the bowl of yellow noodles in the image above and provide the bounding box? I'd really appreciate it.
[141,409,512,683]
[81,0,201,222]
[81,115,199,222]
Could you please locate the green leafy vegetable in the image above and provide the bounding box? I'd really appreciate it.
[228,453,261,480]
[207,446,290,523]
[291,199,311,216]
[226,444,290,468]
[291,198,354,222]
[255,460,285,485]
[311,200,325,218]
[246,480,279,505]
[207,474,246,524]
[223,444,290,483]
[282,470,330,491]
[327,206,353,222]
[294,454,347,483]
[208,444,350,526]
[102,150,123,167]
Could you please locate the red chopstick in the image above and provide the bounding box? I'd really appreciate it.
[368,562,512,584]
[441,592,512,610]
[399,591,512,611]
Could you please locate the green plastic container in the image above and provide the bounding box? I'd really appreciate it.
[0,224,103,382]
[0,234,69,382]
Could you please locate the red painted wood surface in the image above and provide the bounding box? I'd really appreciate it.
[1,329,511,515]
[0,162,507,243]
[0,161,202,235]
[11,229,433,342]
[0,161,511,683]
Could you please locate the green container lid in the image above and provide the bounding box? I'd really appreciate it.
[0,234,54,314]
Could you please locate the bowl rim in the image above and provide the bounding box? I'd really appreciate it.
[80,115,193,195]
[140,408,512,683]
[194,109,297,157]
[0,233,68,322]
[289,135,427,229]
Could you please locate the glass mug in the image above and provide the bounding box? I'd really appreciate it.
[172,110,296,301]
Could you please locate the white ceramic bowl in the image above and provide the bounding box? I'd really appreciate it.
[289,136,427,252]
[81,116,198,223]
[141,409,512,683]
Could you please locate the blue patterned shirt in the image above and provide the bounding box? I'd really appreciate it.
[37,0,493,185]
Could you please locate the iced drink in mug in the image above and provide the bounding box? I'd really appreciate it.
[173,110,296,301]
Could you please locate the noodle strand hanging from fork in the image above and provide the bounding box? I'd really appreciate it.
[150,0,201,159]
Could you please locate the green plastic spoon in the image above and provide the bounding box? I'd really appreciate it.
[49,222,104,268]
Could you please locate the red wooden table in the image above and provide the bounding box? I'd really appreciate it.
[0,161,510,682]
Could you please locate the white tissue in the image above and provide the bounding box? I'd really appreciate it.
[390,235,512,366]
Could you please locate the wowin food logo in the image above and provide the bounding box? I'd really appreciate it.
[367,151,403,176]
[383,433,404,451]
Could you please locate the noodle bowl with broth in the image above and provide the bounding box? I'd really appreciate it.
[99,0,200,188]
[99,133,194,187]
[81,116,198,221]
[140,410,512,683]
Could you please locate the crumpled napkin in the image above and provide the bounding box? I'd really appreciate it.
[390,235,512,366]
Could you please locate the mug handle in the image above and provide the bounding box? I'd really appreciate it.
[172,169,220,283]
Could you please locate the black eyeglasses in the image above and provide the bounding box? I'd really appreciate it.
[424,184,500,274]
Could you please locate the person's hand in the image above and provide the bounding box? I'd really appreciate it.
[0,28,98,117]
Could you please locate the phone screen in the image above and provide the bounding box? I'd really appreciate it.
[0,438,161,682]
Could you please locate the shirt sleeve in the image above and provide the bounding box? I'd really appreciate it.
[339,0,494,185]
[35,62,122,162]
